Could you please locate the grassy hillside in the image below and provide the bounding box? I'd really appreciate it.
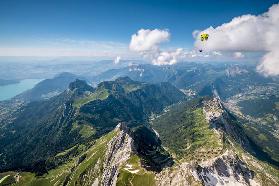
[116,155,155,186]
[0,130,116,186]
[150,98,223,162]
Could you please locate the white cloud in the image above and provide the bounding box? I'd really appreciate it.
[152,48,184,65]
[114,56,121,64]
[257,51,279,76]
[129,29,186,65]
[193,3,279,76]
[129,29,170,52]
[233,52,244,59]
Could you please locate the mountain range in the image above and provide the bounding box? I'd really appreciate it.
[0,62,278,186]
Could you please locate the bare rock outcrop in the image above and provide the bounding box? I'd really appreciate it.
[195,151,258,186]
[156,151,259,186]
[101,123,133,186]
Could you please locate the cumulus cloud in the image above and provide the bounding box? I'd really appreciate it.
[129,29,186,65]
[152,48,184,65]
[233,52,245,59]
[193,3,279,76]
[114,56,121,64]
[257,52,279,76]
[129,29,170,52]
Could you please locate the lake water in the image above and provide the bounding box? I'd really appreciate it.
[0,79,43,101]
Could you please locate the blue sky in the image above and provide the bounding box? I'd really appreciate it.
[0,0,278,58]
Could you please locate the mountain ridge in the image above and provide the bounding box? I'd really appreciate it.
[0,77,185,175]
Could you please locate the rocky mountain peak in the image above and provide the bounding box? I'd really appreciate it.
[69,79,94,93]
[101,122,133,185]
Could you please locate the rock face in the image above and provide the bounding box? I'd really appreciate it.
[203,95,252,152]
[156,151,259,186]
[155,98,261,186]
[101,123,133,186]
[155,162,199,186]
[203,97,223,123]
[199,98,259,185]
[195,151,257,186]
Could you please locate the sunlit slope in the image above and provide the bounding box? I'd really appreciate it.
[151,98,279,185]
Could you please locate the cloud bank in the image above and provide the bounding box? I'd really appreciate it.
[152,48,184,65]
[194,3,279,76]
[129,29,188,65]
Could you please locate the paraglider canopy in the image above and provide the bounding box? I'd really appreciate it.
[200,33,209,42]
[198,33,209,52]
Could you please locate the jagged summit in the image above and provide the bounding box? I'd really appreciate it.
[68,79,94,93]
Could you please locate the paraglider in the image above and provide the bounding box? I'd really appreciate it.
[200,33,209,42]
[199,33,209,52]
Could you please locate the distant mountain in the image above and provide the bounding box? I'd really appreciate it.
[14,72,80,102]
[0,73,82,125]
[0,59,146,80]
[91,63,279,98]
[91,63,225,96]
[215,69,274,100]
[91,64,171,85]
[0,77,184,174]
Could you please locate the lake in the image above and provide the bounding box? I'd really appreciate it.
[0,79,43,101]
